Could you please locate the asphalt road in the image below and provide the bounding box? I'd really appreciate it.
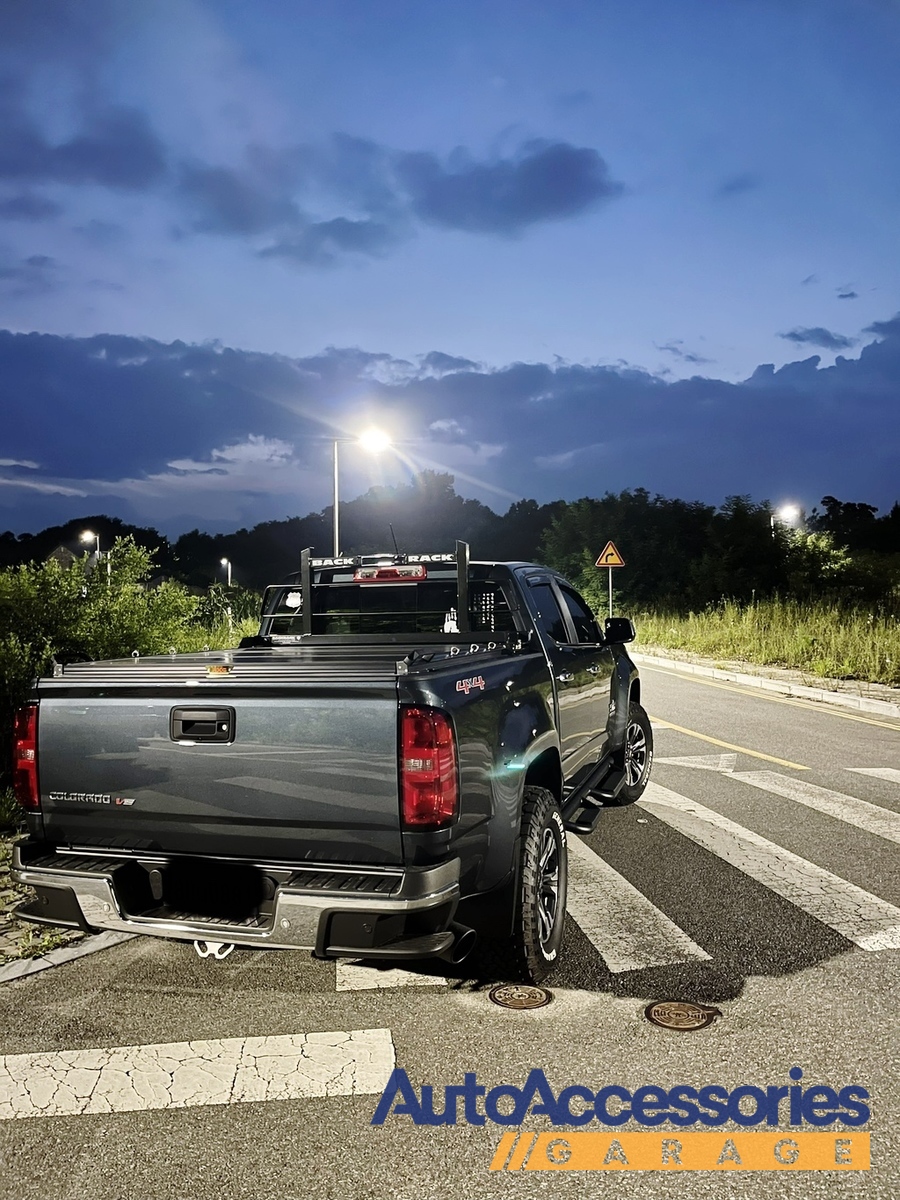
[2,662,900,1200]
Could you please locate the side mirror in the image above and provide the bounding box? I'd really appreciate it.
[604,616,635,644]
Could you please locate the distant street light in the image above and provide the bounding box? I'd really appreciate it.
[770,504,802,537]
[220,557,232,587]
[81,529,110,581]
[332,428,392,556]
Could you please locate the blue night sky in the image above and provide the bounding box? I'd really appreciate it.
[1,0,898,535]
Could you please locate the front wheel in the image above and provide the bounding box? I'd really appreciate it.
[615,701,653,804]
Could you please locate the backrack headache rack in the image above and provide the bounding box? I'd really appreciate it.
[298,540,472,636]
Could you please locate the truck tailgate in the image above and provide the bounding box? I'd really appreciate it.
[36,651,404,865]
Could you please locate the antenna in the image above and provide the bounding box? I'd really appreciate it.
[389,523,401,558]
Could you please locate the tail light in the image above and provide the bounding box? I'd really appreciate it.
[400,707,458,828]
[13,703,39,811]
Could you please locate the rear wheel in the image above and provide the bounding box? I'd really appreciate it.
[476,786,568,983]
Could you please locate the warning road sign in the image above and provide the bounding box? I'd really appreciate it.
[596,541,625,567]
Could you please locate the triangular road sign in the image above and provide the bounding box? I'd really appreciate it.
[596,541,625,567]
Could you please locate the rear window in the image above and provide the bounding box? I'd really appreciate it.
[265,579,516,637]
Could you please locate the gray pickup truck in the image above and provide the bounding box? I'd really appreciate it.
[12,543,651,982]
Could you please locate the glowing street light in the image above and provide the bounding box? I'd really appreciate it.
[81,529,110,580]
[332,428,392,556]
[770,504,802,537]
[220,557,232,587]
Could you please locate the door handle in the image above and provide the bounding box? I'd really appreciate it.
[557,671,575,682]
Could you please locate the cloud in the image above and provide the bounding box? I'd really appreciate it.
[716,173,759,198]
[837,290,858,300]
[6,314,900,534]
[0,253,61,296]
[0,191,61,221]
[656,341,713,365]
[778,326,857,351]
[395,139,623,234]
[801,274,818,285]
[0,94,167,191]
[260,217,400,266]
[419,351,479,376]
[179,163,300,235]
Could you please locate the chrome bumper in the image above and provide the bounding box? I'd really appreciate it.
[12,845,460,954]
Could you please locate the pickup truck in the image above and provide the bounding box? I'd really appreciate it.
[11,542,652,982]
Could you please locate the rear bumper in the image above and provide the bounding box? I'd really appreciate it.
[12,842,461,958]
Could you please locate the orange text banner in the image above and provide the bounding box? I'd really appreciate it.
[490,1131,870,1172]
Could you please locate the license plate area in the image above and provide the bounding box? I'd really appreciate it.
[114,858,273,925]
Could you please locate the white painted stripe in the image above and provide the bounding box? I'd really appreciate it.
[656,753,737,772]
[336,962,447,991]
[847,767,900,785]
[0,1029,394,1120]
[566,834,711,973]
[733,771,900,846]
[640,782,900,950]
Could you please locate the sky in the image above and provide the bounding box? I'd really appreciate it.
[0,0,898,536]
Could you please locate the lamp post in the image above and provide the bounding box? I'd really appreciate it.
[770,504,801,537]
[220,558,232,587]
[81,529,110,580]
[331,428,392,557]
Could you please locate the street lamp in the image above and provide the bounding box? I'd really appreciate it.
[81,529,110,580]
[220,557,232,587]
[332,428,392,556]
[770,504,802,537]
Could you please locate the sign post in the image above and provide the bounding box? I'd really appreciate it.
[595,541,625,618]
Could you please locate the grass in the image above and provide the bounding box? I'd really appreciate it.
[634,597,900,688]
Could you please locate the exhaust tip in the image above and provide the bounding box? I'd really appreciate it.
[438,922,477,965]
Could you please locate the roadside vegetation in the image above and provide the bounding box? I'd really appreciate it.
[633,599,900,687]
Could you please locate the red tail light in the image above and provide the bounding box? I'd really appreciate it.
[13,703,40,811]
[400,707,458,828]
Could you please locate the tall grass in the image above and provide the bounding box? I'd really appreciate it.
[634,598,900,687]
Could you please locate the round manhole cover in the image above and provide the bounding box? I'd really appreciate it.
[644,1000,721,1031]
[489,983,553,1010]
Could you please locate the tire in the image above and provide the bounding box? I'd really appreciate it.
[615,702,653,804]
[476,786,568,983]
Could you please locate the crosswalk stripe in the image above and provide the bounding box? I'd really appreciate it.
[639,781,900,951]
[656,753,737,772]
[566,833,711,973]
[732,771,900,846]
[847,767,900,785]
[336,962,447,991]
[0,1029,394,1120]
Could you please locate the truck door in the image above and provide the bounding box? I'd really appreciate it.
[525,579,613,776]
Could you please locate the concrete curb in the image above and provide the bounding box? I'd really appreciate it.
[0,930,134,984]
[631,651,900,719]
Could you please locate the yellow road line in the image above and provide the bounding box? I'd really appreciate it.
[642,665,900,732]
[649,717,809,771]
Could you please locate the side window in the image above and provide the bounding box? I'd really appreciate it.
[527,583,568,643]
[558,585,599,644]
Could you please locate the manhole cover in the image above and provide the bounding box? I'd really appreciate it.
[489,983,553,1010]
[644,1000,721,1031]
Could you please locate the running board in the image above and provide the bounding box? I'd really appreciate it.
[561,763,627,834]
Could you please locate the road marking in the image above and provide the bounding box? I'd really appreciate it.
[0,1029,394,1120]
[567,834,711,973]
[336,962,447,990]
[642,665,900,731]
[656,753,737,772]
[650,718,809,771]
[640,782,900,950]
[733,771,900,846]
[848,768,900,784]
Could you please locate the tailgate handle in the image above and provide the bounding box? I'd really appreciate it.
[170,707,234,743]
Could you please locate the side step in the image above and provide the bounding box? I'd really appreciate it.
[562,767,627,835]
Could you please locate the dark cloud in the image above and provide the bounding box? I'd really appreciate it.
[778,326,857,351]
[0,191,61,221]
[179,164,300,235]
[0,254,60,296]
[837,290,858,300]
[801,274,818,285]
[260,217,399,266]
[2,315,900,532]
[716,173,759,198]
[395,139,623,234]
[419,351,479,375]
[657,341,713,365]
[0,91,167,191]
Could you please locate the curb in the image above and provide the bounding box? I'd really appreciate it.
[0,931,134,984]
[631,652,900,719]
